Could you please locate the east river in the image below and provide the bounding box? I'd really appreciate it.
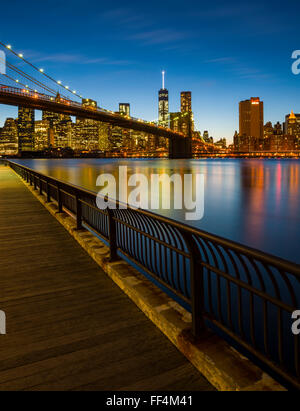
[14,158,300,263]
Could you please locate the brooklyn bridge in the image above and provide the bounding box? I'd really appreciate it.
[0,41,217,158]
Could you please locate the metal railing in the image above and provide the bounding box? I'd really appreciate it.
[8,161,300,389]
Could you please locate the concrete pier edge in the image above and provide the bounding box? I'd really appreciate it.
[16,173,285,391]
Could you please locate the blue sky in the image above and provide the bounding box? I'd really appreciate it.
[0,0,300,142]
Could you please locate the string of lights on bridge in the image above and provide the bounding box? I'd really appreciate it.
[0,53,62,97]
[0,41,84,100]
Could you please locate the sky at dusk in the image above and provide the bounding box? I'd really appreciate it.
[0,0,300,142]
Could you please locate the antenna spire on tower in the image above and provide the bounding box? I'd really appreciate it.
[162,70,165,89]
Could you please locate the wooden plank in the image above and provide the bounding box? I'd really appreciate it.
[0,166,214,391]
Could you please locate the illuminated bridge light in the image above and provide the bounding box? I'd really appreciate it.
[18,53,23,58]
[39,68,44,73]
[65,86,69,89]
[57,81,61,84]
[6,45,11,49]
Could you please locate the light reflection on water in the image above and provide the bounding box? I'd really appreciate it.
[14,158,300,264]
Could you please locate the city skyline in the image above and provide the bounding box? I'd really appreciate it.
[0,81,297,148]
[1,88,300,156]
[1,0,300,142]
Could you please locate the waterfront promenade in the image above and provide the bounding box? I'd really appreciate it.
[0,165,213,391]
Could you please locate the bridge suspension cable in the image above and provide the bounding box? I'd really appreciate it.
[2,73,37,93]
[0,41,84,100]
[0,54,63,97]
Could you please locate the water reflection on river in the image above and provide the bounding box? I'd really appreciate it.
[14,158,300,263]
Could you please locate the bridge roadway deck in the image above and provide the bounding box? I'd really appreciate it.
[0,165,214,391]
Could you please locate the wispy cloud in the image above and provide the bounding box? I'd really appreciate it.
[25,51,133,66]
[100,8,151,30]
[127,29,190,45]
[204,54,271,80]
[204,57,234,64]
[190,4,263,19]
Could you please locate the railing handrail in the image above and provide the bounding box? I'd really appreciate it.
[7,160,300,277]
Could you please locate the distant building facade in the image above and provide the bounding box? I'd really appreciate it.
[180,91,192,113]
[18,106,35,151]
[34,120,50,151]
[286,110,300,138]
[235,97,264,151]
[158,71,169,128]
[119,103,130,117]
[284,111,300,134]
[158,88,169,127]
[0,118,18,155]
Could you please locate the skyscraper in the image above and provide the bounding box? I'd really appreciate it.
[42,93,71,127]
[180,91,192,113]
[237,97,264,151]
[18,106,35,151]
[284,111,300,134]
[0,118,18,155]
[286,110,300,137]
[178,91,194,136]
[34,120,50,151]
[239,97,264,140]
[169,112,182,133]
[158,71,169,127]
[73,98,100,151]
[42,94,72,149]
[119,103,130,117]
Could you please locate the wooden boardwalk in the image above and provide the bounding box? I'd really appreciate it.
[0,165,214,391]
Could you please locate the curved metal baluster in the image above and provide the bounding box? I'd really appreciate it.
[199,238,222,321]
[215,244,233,330]
[207,240,224,323]
[143,214,160,279]
[242,255,267,350]
[225,249,247,339]
[128,210,144,264]
[168,225,186,294]
[196,236,213,314]
[147,216,162,277]
[262,263,282,358]
[279,270,298,307]
[151,218,172,285]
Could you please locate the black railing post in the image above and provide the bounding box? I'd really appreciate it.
[76,195,82,229]
[57,184,62,213]
[46,181,51,202]
[39,178,43,195]
[107,207,118,261]
[29,174,32,186]
[180,230,205,338]
[33,175,37,190]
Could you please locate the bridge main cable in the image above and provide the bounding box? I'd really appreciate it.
[0,41,84,100]
[0,55,64,97]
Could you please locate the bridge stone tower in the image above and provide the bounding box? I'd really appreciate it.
[169,135,192,158]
